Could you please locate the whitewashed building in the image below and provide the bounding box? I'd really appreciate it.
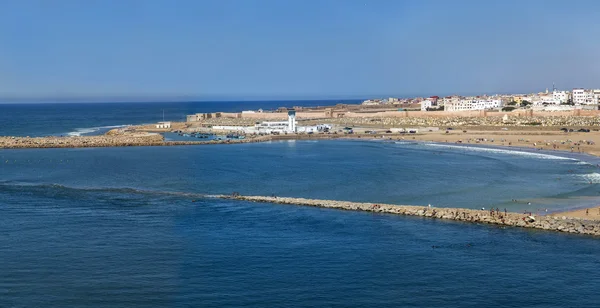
[593,90,600,105]
[552,90,570,104]
[155,122,171,129]
[533,95,561,105]
[420,99,433,111]
[573,88,586,104]
[572,88,598,105]
[445,99,503,111]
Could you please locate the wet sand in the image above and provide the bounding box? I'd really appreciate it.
[551,206,600,221]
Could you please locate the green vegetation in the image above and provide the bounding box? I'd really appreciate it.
[426,106,444,111]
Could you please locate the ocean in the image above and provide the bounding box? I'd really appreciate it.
[2,101,600,307]
[0,100,355,137]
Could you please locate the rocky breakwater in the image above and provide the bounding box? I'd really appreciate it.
[0,133,166,149]
[221,195,600,237]
[0,133,275,149]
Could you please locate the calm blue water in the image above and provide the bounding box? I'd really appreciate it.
[2,140,600,307]
[0,100,358,137]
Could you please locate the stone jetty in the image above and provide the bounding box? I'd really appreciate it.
[0,134,271,149]
[221,195,600,237]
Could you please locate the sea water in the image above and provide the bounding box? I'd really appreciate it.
[2,140,600,307]
[0,100,358,137]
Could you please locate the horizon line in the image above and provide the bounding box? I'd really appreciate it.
[0,88,552,104]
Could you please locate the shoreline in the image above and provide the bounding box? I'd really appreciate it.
[3,128,600,219]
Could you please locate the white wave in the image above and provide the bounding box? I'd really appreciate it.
[66,125,129,137]
[394,141,417,145]
[576,173,600,184]
[420,142,576,161]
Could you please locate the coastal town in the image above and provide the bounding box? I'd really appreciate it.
[5,87,600,154]
[362,85,600,112]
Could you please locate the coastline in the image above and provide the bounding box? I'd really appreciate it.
[3,126,600,220]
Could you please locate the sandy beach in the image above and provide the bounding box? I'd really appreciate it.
[550,207,600,220]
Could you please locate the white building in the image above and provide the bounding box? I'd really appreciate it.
[572,88,598,105]
[552,90,570,104]
[420,99,433,111]
[288,110,297,132]
[445,99,503,112]
[533,95,561,105]
[573,88,586,104]
[593,90,600,105]
[211,112,332,135]
[155,122,171,129]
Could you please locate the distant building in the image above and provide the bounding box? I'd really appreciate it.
[573,88,586,104]
[420,99,434,111]
[155,122,171,129]
[445,99,502,111]
[552,90,570,104]
[593,90,600,105]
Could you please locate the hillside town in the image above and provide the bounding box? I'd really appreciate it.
[362,86,600,112]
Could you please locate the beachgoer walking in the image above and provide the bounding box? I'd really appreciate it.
[586,209,589,216]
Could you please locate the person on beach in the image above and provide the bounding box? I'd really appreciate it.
[586,209,589,216]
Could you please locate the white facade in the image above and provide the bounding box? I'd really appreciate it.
[585,91,597,105]
[552,90,569,104]
[288,110,297,132]
[155,122,171,129]
[445,99,503,111]
[572,89,598,105]
[533,95,560,105]
[573,89,586,104]
[420,99,433,111]
[594,90,600,105]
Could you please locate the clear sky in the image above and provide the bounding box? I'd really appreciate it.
[1,0,599,100]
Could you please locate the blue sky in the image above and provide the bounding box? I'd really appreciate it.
[1,0,599,100]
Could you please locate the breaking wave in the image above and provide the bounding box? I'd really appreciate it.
[420,143,577,161]
[576,173,600,184]
[66,125,130,137]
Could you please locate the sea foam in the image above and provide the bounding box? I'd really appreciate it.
[66,125,129,137]
[419,142,577,161]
